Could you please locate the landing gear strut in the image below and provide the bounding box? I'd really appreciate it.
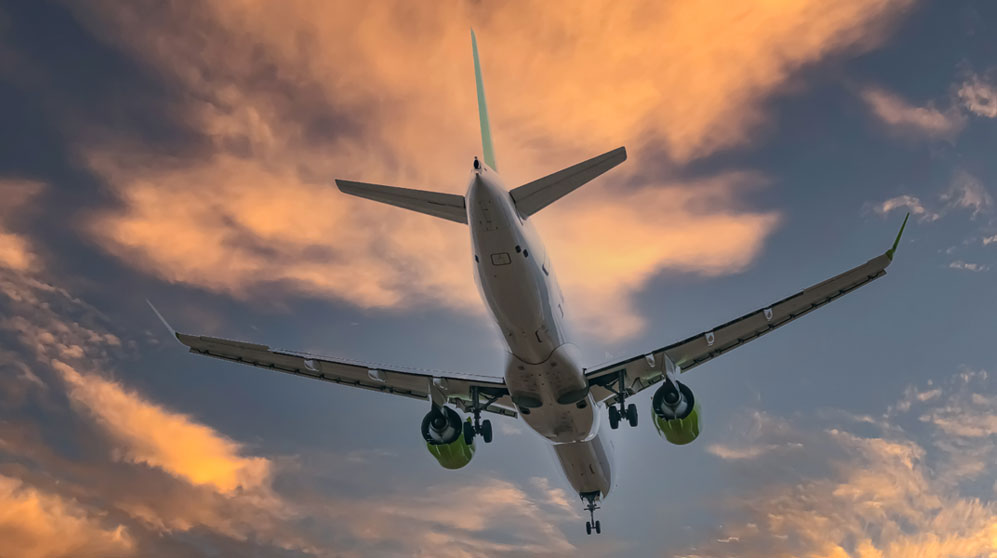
[602,369,638,430]
[463,387,500,444]
[581,491,602,535]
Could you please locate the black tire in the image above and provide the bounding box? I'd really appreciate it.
[608,406,620,430]
[595,520,601,534]
[481,419,493,443]
[627,403,638,427]
[463,421,475,445]
[585,521,592,535]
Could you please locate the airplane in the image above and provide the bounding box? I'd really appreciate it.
[149,30,908,535]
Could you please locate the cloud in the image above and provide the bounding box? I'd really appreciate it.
[0,264,317,555]
[52,360,273,495]
[983,234,997,246]
[0,254,592,556]
[298,476,580,557]
[872,194,940,222]
[958,73,997,118]
[61,0,914,338]
[679,370,997,558]
[949,260,990,272]
[942,170,993,218]
[0,231,36,271]
[707,442,805,462]
[0,179,44,271]
[0,473,135,558]
[860,86,966,139]
[705,409,804,461]
[871,170,993,236]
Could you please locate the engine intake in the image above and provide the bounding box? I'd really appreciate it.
[651,380,701,445]
[421,406,475,469]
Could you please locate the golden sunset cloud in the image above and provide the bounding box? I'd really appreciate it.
[684,371,997,558]
[53,360,272,495]
[67,0,913,339]
[0,473,134,558]
[0,179,44,272]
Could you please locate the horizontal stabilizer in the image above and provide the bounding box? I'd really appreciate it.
[336,180,467,224]
[510,147,627,217]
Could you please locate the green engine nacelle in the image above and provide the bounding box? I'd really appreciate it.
[422,407,475,469]
[651,381,702,445]
[426,434,475,469]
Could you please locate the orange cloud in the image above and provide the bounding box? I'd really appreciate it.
[542,173,779,335]
[0,267,321,554]
[0,473,134,558]
[53,359,272,495]
[0,179,44,272]
[0,231,35,271]
[679,371,997,558]
[71,1,911,338]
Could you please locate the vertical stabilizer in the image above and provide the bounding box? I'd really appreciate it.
[471,29,497,170]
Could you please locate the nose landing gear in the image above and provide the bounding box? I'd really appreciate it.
[581,491,602,535]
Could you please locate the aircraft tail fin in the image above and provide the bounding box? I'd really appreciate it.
[335,179,467,224]
[471,29,497,171]
[510,147,627,217]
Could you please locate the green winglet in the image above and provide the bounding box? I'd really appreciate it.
[471,29,497,170]
[885,212,910,261]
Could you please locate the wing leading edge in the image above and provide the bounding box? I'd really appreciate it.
[585,214,910,406]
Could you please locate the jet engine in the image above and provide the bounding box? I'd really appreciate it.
[651,380,701,445]
[421,406,475,469]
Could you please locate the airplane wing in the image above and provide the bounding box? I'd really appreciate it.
[149,304,516,418]
[585,215,909,406]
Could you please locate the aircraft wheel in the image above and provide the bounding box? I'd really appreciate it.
[595,520,601,534]
[585,521,592,535]
[608,406,620,430]
[626,403,638,427]
[481,419,493,443]
[463,421,475,445]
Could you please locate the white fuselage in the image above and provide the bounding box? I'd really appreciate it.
[466,166,613,499]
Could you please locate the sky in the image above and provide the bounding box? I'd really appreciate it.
[0,1,996,556]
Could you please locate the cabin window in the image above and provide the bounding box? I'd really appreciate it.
[490,252,512,265]
[515,245,521,253]
[542,264,548,276]
[474,255,479,263]
[523,249,529,258]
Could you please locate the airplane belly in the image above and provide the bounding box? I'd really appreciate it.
[479,262,543,333]
[552,434,613,498]
[505,344,593,443]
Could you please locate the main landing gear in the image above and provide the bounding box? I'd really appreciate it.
[462,386,500,444]
[602,370,638,430]
[581,491,602,535]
